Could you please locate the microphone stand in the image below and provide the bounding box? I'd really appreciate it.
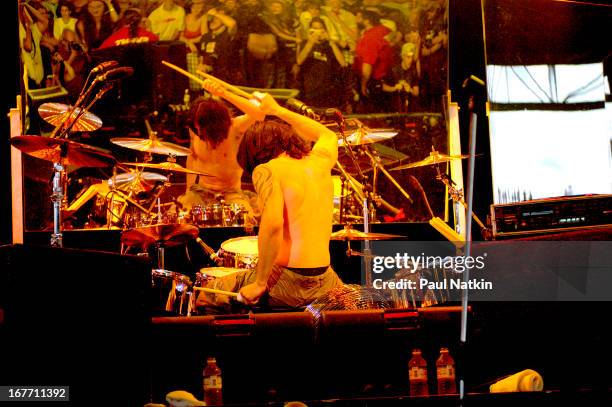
[50,64,102,139]
[458,76,485,400]
[56,82,113,140]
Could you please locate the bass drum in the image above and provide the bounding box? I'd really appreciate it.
[217,236,258,269]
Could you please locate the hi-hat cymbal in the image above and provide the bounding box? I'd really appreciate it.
[330,225,404,240]
[122,161,211,176]
[111,137,190,156]
[38,102,102,132]
[390,150,469,171]
[338,128,397,146]
[108,171,168,192]
[10,135,115,168]
[121,223,199,248]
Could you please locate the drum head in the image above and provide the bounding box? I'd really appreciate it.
[220,236,258,255]
[199,267,244,278]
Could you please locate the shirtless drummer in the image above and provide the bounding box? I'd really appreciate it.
[178,79,264,225]
[197,91,343,309]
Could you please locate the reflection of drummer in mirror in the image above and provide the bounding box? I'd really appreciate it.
[196,91,343,311]
[176,79,264,229]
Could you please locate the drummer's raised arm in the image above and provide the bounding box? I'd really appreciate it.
[255,92,338,167]
[201,79,265,134]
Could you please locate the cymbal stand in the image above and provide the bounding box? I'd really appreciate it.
[336,121,369,224]
[361,145,412,220]
[146,178,171,215]
[434,164,488,236]
[51,161,66,247]
[336,119,374,286]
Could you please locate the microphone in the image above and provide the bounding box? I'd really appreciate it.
[195,237,224,266]
[93,66,134,84]
[285,98,344,123]
[90,60,119,75]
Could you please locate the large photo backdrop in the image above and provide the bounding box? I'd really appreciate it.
[16,0,450,231]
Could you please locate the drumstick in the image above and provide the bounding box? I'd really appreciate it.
[162,60,208,87]
[195,70,254,100]
[194,286,239,297]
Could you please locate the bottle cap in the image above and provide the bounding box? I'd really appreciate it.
[207,357,216,363]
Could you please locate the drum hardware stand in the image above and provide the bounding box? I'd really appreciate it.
[51,161,66,247]
[360,145,409,219]
[335,120,393,287]
[46,84,115,246]
[434,164,489,237]
[106,187,153,229]
[146,178,171,215]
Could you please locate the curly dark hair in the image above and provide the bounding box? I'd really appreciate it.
[238,120,312,176]
[188,98,232,148]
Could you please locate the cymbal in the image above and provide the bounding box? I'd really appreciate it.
[390,150,469,171]
[10,135,115,168]
[121,223,199,248]
[38,102,102,132]
[111,137,190,156]
[108,171,168,192]
[122,161,211,176]
[338,128,397,146]
[330,225,404,241]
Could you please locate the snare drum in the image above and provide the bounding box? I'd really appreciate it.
[217,236,258,269]
[195,267,244,286]
[191,267,245,314]
[150,269,192,316]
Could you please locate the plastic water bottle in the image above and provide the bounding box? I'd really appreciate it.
[436,347,457,395]
[408,348,429,396]
[203,357,223,405]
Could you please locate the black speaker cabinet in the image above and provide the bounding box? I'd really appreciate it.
[0,244,152,405]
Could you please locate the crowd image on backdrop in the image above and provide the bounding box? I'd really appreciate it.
[18,0,447,116]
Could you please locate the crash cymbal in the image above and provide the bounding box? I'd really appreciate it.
[330,225,404,240]
[38,102,102,132]
[108,171,168,192]
[390,150,469,171]
[111,137,190,156]
[10,135,115,168]
[122,161,212,176]
[121,223,199,248]
[338,128,398,146]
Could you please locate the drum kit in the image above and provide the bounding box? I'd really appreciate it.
[11,99,259,316]
[11,60,477,316]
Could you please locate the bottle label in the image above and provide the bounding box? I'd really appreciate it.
[204,375,222,389]
[409,366,427,380]
[437,365,454,379]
